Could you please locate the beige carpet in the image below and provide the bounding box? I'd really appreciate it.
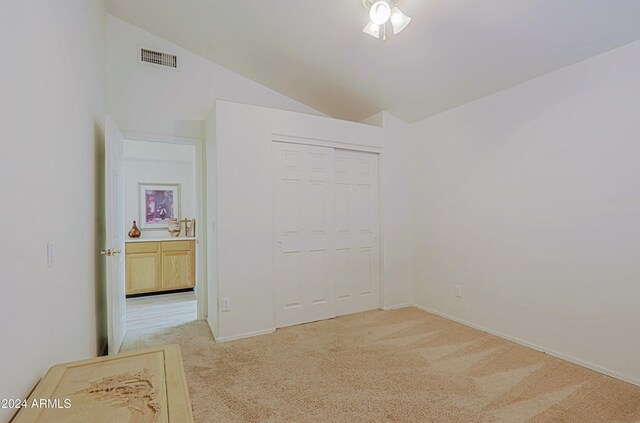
[121,308,640,422]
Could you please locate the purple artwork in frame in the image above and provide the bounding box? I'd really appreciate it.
[138,183,181,229]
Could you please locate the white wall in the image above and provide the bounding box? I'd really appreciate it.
[411,40,640,384]
[123,140,196,239]
[209,101,411,341]
[205,110,219,337]
[380,112,413,308]
[0,1,106,420]
[106,14,322,139]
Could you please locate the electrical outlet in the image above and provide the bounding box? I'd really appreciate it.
[221,297,231,312]
[454,284,462,298]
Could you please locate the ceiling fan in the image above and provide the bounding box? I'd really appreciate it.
[362,0,412,41]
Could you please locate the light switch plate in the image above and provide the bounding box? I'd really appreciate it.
[47,243,55,268]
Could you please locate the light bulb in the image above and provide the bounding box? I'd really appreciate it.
[369,1,391,25]
[390,7,411,34]
[362,21,380,39]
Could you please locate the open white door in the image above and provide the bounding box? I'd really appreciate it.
[104,116,126,354]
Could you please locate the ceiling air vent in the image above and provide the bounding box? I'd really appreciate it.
[139,47,178,69]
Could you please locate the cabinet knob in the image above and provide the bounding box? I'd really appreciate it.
[276,241,283,248]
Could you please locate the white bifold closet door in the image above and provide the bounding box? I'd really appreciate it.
[273,142,380,328]
[273,142,336,328]
[334,149,380,316]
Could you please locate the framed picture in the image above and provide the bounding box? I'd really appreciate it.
[138,183,181,229]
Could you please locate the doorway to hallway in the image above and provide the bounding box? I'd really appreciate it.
[121,137,203,346]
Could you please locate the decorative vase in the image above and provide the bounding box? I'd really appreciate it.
[128,221,141,238]
[168,218,181,237]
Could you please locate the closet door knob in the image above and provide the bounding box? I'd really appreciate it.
[276,241,283,248]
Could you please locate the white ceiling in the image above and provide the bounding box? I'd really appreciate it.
[105,0,640,123]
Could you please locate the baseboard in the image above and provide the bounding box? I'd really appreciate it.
[412,304,640,388]
[383,302,412,311]
[214,328,275,343]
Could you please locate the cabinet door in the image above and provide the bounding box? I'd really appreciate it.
[126,252,160,294]
[161,241,195,290]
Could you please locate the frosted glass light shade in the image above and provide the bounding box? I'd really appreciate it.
[362,21,380,38]
[369,1,391,25]
[390,7,411,34]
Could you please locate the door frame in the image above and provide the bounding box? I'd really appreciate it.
[123,132,208,321]
[271,134,385,322]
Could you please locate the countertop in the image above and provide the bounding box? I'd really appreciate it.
[125,237,196,243]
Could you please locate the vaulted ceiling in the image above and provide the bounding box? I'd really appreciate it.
[105,0,640,123]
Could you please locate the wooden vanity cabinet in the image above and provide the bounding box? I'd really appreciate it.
[125,240,195,295]
[161,241,196,291]
[125,242,161,294]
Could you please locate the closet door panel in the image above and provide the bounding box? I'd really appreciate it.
[335,149,380,316]
[274,142,336,327]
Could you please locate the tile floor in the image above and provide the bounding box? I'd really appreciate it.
[125,290,197,339]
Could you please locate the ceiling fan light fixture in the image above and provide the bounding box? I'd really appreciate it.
[362,0,411,40]
[362,21,381,39]
[390,7,411,34]
[369,1,392,25]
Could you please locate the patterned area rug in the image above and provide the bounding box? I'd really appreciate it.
[121,308,640,422]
